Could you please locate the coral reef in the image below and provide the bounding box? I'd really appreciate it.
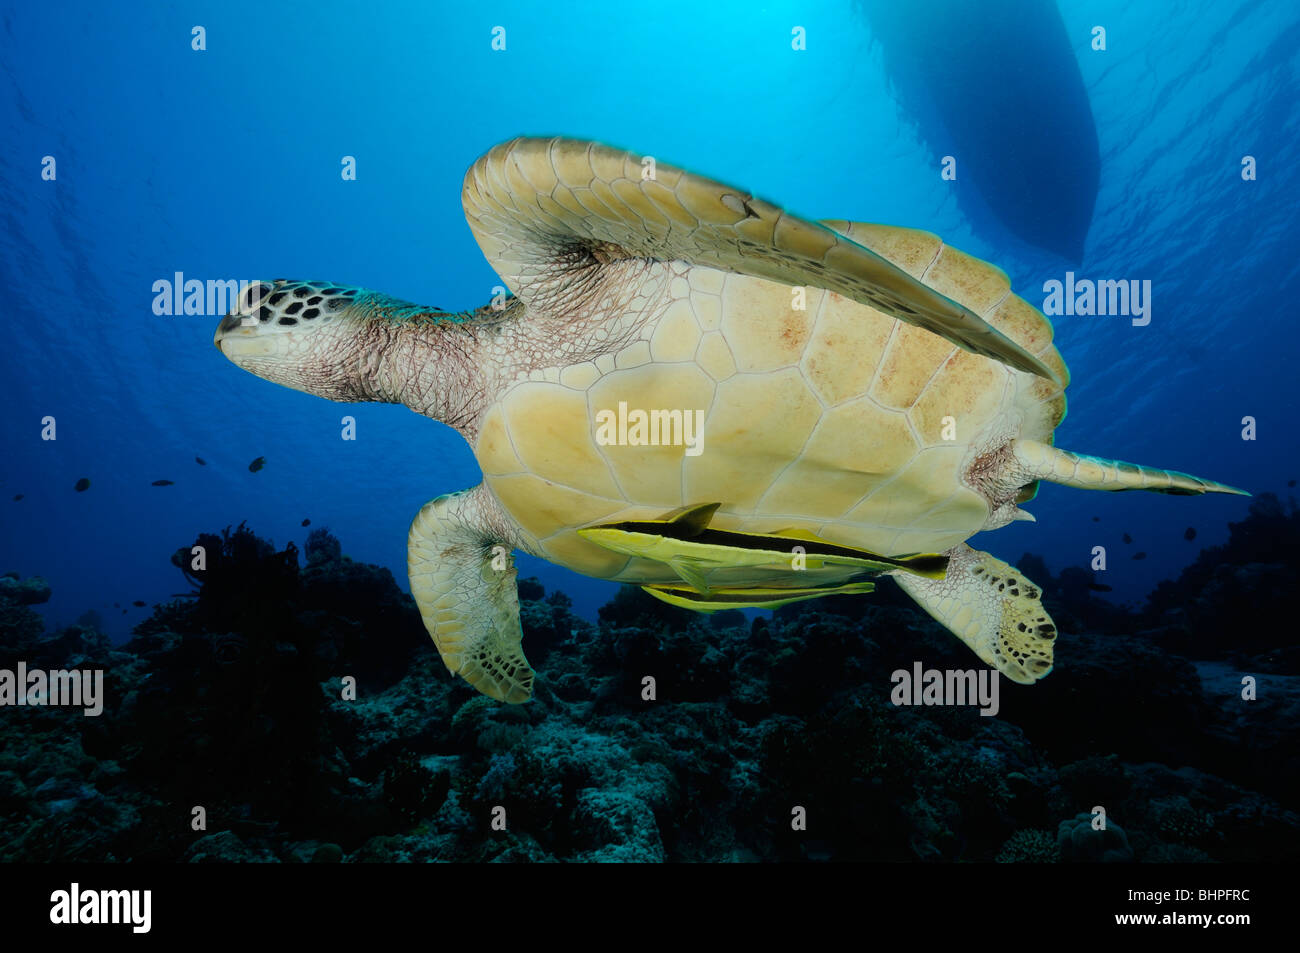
[0,499,1296,862]
[1058,813,1133,863]
[1142,493,1300,661]
[996,829,1059,863]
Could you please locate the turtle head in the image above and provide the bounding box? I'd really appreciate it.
[217,281,483,428]
[215,280,389,402]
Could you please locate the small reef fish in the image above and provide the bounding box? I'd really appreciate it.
[132,600,146,607]
[248,456,266,472]
[152,479,174,486]
[302,519,311,526]
[1132,551,1147,560]
[11,494,22,501]
[1122,532,1132,544]
[1184,527,1196,541]
[195,456,207,466]
[74,478,91,492]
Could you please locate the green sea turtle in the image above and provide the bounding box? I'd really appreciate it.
[215,136,1245,703]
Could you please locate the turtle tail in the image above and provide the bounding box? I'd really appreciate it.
[1012,439,1249,496]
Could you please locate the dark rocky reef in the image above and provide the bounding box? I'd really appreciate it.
[0,500,1295,862]
[1141,493,1300,664]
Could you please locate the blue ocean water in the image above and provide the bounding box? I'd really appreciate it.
[2,0,1296,639]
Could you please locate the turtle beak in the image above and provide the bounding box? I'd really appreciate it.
[215,331,280,360]
[215,313,260,357]
[215,280,279,354]
[214,311,283,360]
[216,311,252,336]
[214,311,249,352]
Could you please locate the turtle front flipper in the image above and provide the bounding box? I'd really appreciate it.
[1012,440,1249,496]
[461,136,1059,382]
[407,485,533,703]
[892,544,1055,685]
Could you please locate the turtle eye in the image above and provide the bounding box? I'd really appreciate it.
[241,282,273,312]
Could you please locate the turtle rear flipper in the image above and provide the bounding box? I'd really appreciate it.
[893,544,1055,685]
[408,485,533,703]
[461,136,1060,381]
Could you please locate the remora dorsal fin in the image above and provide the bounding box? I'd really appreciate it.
[664,502,721,537]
